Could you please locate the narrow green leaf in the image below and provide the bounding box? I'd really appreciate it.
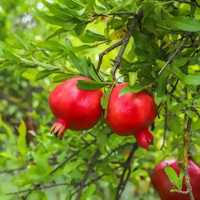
[0,152,16,160]
[101,84,115,119]
[32,56,58,69]
[129,72,137,86]
[35,69,61,81]
[164,164,178,188]
[183,73,200,85]
[167,16,200,32]
[80,184,96,200]
[177,168,184,189]
[53,74,79,83]
[119,84,144,97]
[96,132,107,154]
[17,120,27,157]
[63,161,82,174]
[46,28,71,41]
[77,80,112,90]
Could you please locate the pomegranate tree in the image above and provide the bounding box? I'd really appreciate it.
[151,159,200,200]
[105,83,157,149]
[49,77,103,139]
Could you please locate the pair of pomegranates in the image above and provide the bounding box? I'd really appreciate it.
[152,158,200,200]
[49,77,157,149]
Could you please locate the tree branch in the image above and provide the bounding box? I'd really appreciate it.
[158,34,191,75]
[115,143,138,200]
[97,41,123,72]
[161,101,168,150]
[180,117,194,200]
[6,183,69,195]
[75,149,100,200]
[50,142,94,175]
[111,8,143,80]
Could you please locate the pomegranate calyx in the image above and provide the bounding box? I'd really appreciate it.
[134,129,154,150]
[50,119,67,139]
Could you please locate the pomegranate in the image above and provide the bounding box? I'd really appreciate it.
[16,119,36,144]
[101,16,106,21]
[105,83,157,149]
[151,159,200,200]
[49,77,103,139]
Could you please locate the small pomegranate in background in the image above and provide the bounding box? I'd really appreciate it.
[101,16,106,21]
[16,119,36,144]
[49,77,103,139]
[124,152,134,163]
[105,83,157,149]
[151,159,200,200]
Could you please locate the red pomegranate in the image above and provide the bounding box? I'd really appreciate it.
[49,77,103,139]
[16,119,36,144]
[105,83,157,149]
[151,159,200,200]
[101,16,106,21]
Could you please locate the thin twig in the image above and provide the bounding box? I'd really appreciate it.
[180,118,194,200]
[50,142,94,175]
[158,34,191,75]
[6,183,69,195]
[161,101,168,150]
[115,143,138,200]
[75,149,100,200]
[0,167,25,174]
[97,41,123,72]
[111,8,143,80]
[93,40,110,47]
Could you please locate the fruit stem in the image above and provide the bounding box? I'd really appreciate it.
[50,119,68,139]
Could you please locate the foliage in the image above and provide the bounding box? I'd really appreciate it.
[1,0,200,200]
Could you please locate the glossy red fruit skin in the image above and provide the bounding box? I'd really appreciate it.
[49,77,103,135]
[105,83,157,148]
[151,159,200,200]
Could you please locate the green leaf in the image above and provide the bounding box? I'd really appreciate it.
[17,120,27,157]
[32,56,58,70]
[164,164,179,188]
[133,30,150,50]
[77,80,112,90]
[27,190,48,200]
[46,28,72,41]
[0,115,15,142]
[63,161,82,174]
[183,73,200,85]
[68,51,84,74]
[35,154,49,174]
[129,72,137,86]
[35,69,61,80]
[80,184,96,200]
[119,84,144,97]
[96,132,107,154]
[0,152,16,160]
[79,30,106,42]
[177,168,184,189]
[154,95,167,105]
[53,74,79,83]
[167,16,200,32]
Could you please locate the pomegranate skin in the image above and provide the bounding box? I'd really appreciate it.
[105,82,157,149]
[151,159,200,200]
[49,77,103,138]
